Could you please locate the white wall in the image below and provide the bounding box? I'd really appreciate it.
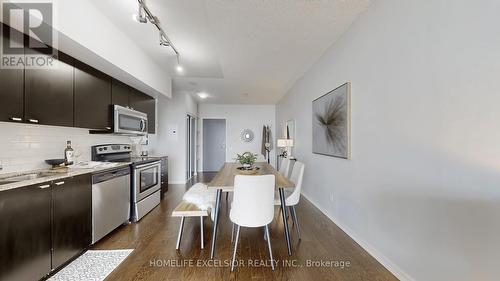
[276,1,500,280]
[0,122,131,173]
[0,91,196,183]
[198,104,276,171]
[150,92,198,184]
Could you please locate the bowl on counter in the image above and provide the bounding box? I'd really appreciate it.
[45,159,65,167]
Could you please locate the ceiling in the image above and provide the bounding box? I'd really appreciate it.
[91,0,370,104]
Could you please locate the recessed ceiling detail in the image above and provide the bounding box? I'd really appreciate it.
[91,0,371,104]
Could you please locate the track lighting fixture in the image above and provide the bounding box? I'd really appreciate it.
[134,0,180,63]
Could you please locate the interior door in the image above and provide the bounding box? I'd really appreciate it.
[203,119,226,172]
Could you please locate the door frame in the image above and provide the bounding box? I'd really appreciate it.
[186,114,197,181]
[201,118,227,172]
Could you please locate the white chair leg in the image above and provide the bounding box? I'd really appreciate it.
[265,225,275,270]
[231,225,241,272]
[200,216,204,249]
[176,217,185,250]
[291,205,301,240]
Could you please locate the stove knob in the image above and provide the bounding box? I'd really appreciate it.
[98,148,103,151]
[104,147,107,150]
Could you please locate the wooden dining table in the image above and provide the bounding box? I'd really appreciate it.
[207,162,296,259]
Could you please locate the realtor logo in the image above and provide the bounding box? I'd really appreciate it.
[1,1,57,69]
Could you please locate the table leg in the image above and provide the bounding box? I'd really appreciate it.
[210,189,222,259]
[279,187,292,256]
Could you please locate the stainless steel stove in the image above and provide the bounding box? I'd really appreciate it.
[91,144,161,222]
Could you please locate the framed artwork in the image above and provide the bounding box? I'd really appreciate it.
[312,82,351,159]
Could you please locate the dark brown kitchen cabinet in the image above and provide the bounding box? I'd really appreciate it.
[111,79,130,107]
[159,156,168,199]
[0,182,52,281]
[74,61,112,130]
[0,24,25,123]
[129,88,156,133]
[24,52,74,127]
[52,174,92,269]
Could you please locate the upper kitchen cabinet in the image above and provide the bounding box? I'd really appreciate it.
[111,79,130,108]
[129,88,156,133]
[74,61,112,130]
[24,52,74,127]
[0,24,25,123]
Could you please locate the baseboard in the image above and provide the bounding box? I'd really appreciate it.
[301,191,414,281]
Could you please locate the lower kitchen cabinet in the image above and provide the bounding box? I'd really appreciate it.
[0,174,92,281]
[159,156,168,199]
[0,182,52,281]
[52,174,92,269]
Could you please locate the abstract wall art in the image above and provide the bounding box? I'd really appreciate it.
[312,82,351,159]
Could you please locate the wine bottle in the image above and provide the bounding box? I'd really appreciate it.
[64,141,74,165]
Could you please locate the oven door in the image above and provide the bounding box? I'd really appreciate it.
[134,161,161,201]
[114,105,148,135]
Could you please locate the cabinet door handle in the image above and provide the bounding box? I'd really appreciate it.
[54,181,65,186]
[9,117,22,122]
[38,184,50,189]
[28,119,39,123]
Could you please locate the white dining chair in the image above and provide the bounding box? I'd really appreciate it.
[274,161,304,240]
[230,174,275,271]
[278,158,291,178]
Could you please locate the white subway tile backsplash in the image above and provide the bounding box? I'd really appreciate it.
[0,122,133,174]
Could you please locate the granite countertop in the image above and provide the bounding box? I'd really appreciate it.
[0,162,131,192]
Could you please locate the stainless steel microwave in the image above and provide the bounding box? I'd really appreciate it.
[113,105,148,135]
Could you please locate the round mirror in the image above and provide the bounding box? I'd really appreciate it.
[241,129,254,142]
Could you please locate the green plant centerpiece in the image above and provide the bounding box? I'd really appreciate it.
[235,152,258,170]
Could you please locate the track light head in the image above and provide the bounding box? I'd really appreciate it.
[160,36,170,47]
[133,3,147,23]
[176,65,184,73]
[159,34,170,47]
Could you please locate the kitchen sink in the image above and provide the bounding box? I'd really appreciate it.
[0,172,57,185]
[0,180,17,185]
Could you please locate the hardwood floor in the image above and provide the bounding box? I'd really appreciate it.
[93,173,398,281]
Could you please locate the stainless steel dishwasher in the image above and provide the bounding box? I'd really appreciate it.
[92,166,131,244]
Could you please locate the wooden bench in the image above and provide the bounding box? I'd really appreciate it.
[172,201,209,250]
